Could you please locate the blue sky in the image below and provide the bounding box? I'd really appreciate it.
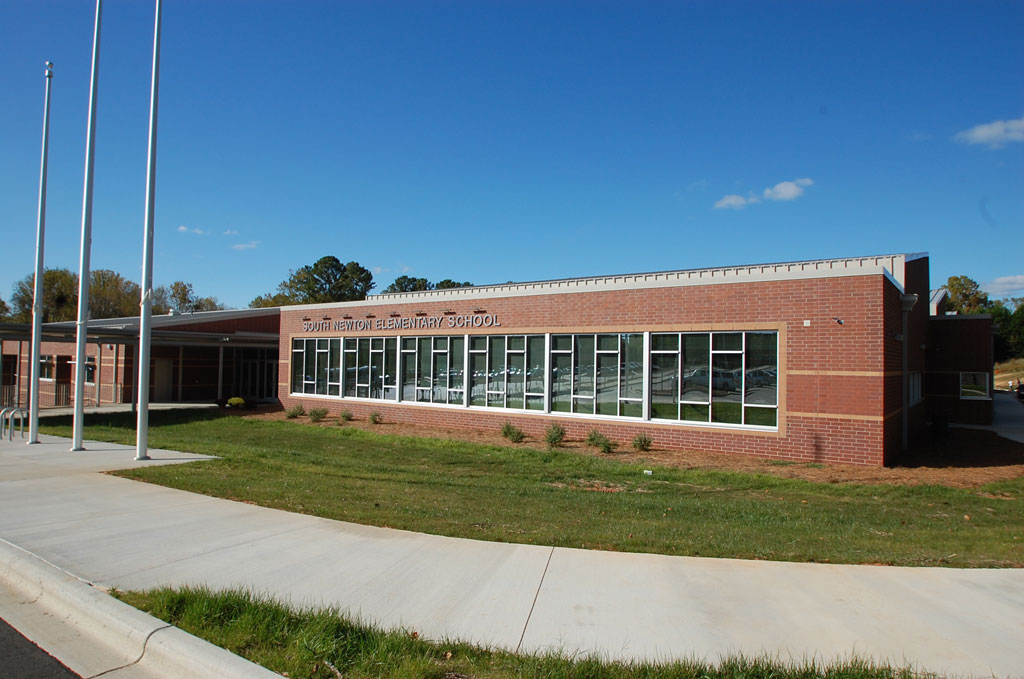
[2,0,1022,309]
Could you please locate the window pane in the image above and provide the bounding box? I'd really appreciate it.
[681,334,710,402]
[304,346,316,386]
[370,351,383,398]
[291,350,303,393]
[357,339,370,386]
[434,336,447,351]
[744,332,777,406]
[402,352,416,400]
[371,337,383,351]
[507,353,525,409]
[960,372,988,398]
[619,401,642,418]
[573,397,594,414]
[597,334,618,352]
[449,337,464,390]
[620,334,644,401]
[448,389,463,405]
[432,352,447,402]
[344,350,357,397]
[526,336,545,394]
[651,334,678,352]
[329,339,341,384]
[712,353,742,402]
[316,350,328,394]
[526,395,545,411]
[551,335,572,352]
[418,338,431,388]
[317,338,328,351]
[712,353,742,424]
[713,333,742,351]
[650,353,678,420]
[551,354,572,412]
[402,337,416,351]
[596,354,618,415]
[507,335,525,351]
[384,338,397,387]
[345,338,357,351]
[470,336,487,351]
[745,406,777,427]
[488,336,505,394]
[682,403,709,422]
[573,335,595,397]
[470,353,487,406]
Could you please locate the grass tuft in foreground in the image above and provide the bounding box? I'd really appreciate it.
[115,586,929,679]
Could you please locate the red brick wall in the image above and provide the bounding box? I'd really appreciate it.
[278,273,901,466]
[926,316,993,425]
[1,339,132,409]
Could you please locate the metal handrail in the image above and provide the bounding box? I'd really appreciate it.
[2,407,29,440]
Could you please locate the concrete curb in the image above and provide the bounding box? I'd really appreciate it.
[0,539,282,679]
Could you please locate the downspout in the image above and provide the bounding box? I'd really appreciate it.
[901,293,919,450]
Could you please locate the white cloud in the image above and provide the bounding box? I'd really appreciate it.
[177,225,206,235]
[714,177,814,209]
[223,229,240,236]
[954,115,1024,149]
[763,177,813,201]
[714,194,758,210]
[908,131,933,142]
[984,275,1024,297]
[232,240,260,251]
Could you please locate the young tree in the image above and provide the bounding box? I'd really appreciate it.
[90,269,141,319]
[0,296,10,321]
[943,275,990,314]
[10,268,79,323]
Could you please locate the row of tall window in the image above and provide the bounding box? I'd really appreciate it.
[291,331,778,428]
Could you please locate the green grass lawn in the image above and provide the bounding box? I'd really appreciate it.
[40,409,1024,568]
[116,586,927,679]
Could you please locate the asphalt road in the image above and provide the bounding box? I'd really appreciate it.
[0,617,82,679]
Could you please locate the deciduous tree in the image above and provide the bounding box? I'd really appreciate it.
[250,256,374,307]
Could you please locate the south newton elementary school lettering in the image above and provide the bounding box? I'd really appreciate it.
[303,313,501,333]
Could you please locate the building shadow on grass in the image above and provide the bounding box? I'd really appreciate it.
[895,428,1024,470]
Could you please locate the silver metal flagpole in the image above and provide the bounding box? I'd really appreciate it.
[136,0,163,461]
[28,62,55,445]
[72,0,103,452]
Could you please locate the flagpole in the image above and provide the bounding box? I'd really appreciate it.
[28,62,55,445]
[136,0,163,461]
[72,0,103,452]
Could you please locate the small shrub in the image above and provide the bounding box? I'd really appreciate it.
[226,396,245,408]
[631,433,652,452]
[369,411,383,424]
[339,410,353,422]
[544,423,565,448]
[586,430,615,453]
[285,404,305,419]
[501,421,525,443]
[308,408,328,423]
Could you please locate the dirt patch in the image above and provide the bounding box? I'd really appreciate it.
[236,406,1024,489]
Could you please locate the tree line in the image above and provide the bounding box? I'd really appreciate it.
[0,269,224,323]
[248,256,471,307]
[943,275,1023,361]
[0,256,474,321]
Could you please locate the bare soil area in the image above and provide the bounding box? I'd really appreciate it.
[235,407,1024,489]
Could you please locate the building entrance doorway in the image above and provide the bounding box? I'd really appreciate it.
[153,358,173,402]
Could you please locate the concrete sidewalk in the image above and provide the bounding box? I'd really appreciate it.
[1,434,1022,678]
